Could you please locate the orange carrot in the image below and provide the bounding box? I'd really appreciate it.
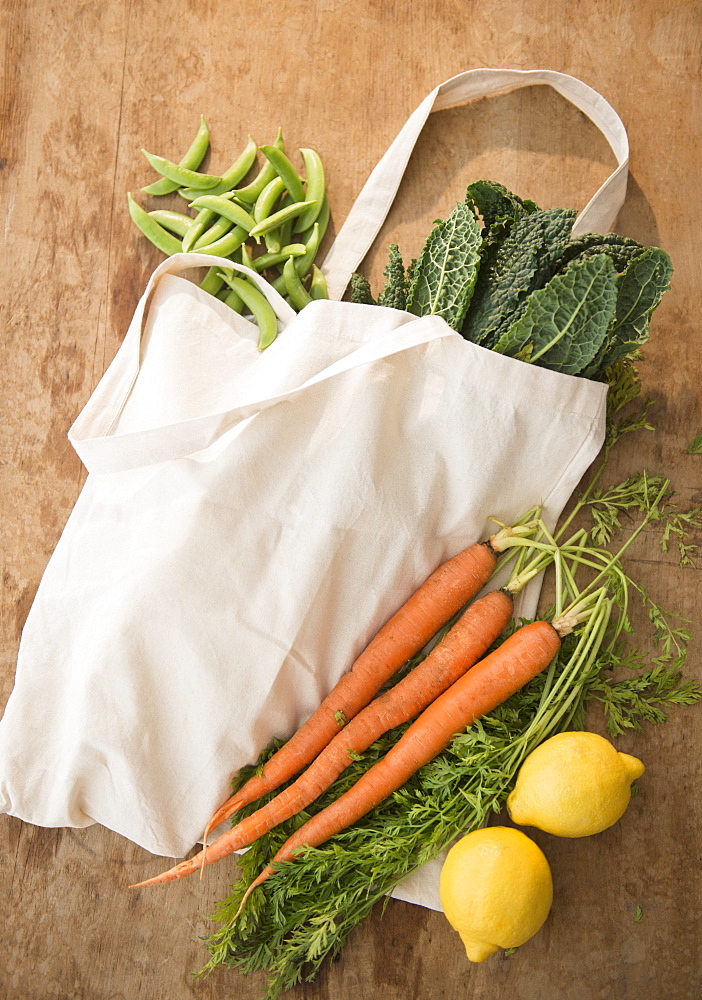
[231,619,562,914]
[130,588,515,887]
[200,529,522,842]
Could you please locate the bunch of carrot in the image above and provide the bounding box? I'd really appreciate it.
[131,514,586,900]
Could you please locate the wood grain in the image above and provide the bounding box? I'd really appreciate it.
[2,1,701,998]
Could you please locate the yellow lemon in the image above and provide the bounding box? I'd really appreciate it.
[507,731,645,838]
[439,826,553,963]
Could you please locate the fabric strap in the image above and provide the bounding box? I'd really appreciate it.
[138,252,297,326]
[320,68,630,300]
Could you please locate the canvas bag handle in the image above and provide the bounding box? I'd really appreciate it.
[321,68,630,301]
[68,253,295,465]
[134,252,298,331]
[68,254,457,474]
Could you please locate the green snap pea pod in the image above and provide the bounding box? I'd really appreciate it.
[217,136,258,189]
[142,115,210,196]
[270,216,324,294]
[222,286,245,313]
[298,192,330,245]
[147,209,196,238]
[293,221,321,278]
[309,264,328,300]
[182,207,216,252]
[283,255,313,310]
[127,193,182,255]
[265,231,281,254]
[239,241,255,271]
[192,225,248,258]
[199,266,226,296]
[248,199,317,242]
[253,176,287,253]
[271,195,331,292]
[294,148,325,232]
[181,192,237,241]
[215,283,245,314]
[277,214,294,248]
[177,136,258,200]
[219,272,279,350]
[270,222,321,293]
[192,215,234,250]
[252,244,307,272]
[234,128,285,203]
[270,272,288,296]
[253,176,286,223]
[259,144,305,204]
[188,194,256,232]
[141,149,221,190]
[264,218,285,253]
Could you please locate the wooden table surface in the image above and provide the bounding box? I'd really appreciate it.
[2,2,701,998]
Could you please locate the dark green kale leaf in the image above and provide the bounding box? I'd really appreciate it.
[377,243,408,310]
[349,272,376,305]
[550,231,647,276]
[580,247,673,378]
[464,180,540,330]
[460,208,577,349]
[405,201,482,330]
[493,254,618,376]
[465,179,538,235]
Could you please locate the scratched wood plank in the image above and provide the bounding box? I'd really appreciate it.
[1,1,700,998]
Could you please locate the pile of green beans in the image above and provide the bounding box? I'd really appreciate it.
[127,116,330,350]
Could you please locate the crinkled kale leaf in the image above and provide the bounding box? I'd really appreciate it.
[461,207,578,349]
[377,243,408,310]
[581,247,673,377]
[492,254,619,376]
[405,201,482,330]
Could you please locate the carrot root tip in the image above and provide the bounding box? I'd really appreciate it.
[231,867,272,923]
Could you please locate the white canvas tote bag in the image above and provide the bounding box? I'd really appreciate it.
[0,69,628,907]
